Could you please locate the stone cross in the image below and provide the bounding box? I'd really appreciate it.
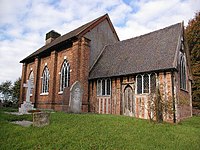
[23,80,34,103]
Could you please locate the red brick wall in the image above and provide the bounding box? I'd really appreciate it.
[20,61,36,105]
[20,37,91,112]
[177,89,192,120]
[36,55,51,108]
[54,46,74,109]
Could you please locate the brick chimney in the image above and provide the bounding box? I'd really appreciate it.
[45,30,61,44]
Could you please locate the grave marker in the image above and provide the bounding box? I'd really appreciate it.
[19,80,34,114]
[69,81,83,113]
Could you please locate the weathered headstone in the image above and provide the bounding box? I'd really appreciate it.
[62,87,70,112]
[19,80,34,114]
[33,112,50,127]
[69,81,83,113]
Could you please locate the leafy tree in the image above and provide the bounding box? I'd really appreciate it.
[185,11,200,108]
[0,80,13,101]
[12,78,21,104]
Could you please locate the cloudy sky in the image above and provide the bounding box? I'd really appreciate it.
[0,0,199,83]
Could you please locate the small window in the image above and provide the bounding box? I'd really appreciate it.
[60,60,70,92]
[97,79,111,96]
[102,80,105,95]
[97,80,101,96]
[42,66,49,93]
[136,75,142,94]
[143,74,149,93]
[107,79,111,95]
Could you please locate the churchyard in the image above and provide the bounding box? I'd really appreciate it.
[0,108,199,150]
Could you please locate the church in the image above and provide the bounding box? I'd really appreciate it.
[20,14,192,123]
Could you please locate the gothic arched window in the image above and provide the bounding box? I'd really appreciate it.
[42,66,49,93]
[29,71,34,95]
[60,60,70,92]
[180,54,186,90]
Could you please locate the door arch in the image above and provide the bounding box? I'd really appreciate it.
[123,85,134,116]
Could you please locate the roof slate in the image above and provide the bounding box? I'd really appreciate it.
[20,14,109,63]
[89,23,182,79]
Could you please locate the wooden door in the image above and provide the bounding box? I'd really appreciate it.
[123,86,134,116]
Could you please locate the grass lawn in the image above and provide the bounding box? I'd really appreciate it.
[0,108,200,150]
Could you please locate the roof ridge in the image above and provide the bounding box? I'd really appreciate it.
[20,14,109,63]
[52,14,108,42]
[121,22,182,43]
[76,14,108,36]
[97,22,182,50]
[89,22,183,79]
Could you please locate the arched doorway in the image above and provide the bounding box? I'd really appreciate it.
[123,85,134,116]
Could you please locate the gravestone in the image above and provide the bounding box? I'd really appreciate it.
[69,81,83,113]
[19,80,34,114]
[33,112,50,127]
[62,87,70,112]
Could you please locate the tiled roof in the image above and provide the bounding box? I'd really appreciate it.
[20,14,113,63]
[89,23,182,79]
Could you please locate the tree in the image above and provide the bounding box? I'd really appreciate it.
[12,78,21,104]
[0,80,13,101]
[185,11,200,108]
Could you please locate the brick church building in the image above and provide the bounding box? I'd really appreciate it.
[20,14,192,123]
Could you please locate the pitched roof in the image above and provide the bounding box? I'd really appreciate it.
[89,23,182,79]
[20,14,119,63]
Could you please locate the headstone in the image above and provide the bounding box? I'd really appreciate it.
[62,87,70,112]
[69,81,83,113]
[19,80,34,114]
[24,79,33,102]
[33,112,50,127]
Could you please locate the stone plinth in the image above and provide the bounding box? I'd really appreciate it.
[33,112,50,127]
[19,101,34,114]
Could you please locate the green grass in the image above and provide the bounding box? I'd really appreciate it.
[0,108,200,150]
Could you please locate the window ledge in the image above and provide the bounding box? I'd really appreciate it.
[135,93,150,95]
[180,88,188,93]
[58,91,63,95]
[97,95,111,97]
[40,93,49,96]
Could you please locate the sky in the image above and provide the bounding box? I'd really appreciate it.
[0,0,199,84]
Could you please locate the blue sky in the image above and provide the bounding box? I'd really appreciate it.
[0,0,199,83]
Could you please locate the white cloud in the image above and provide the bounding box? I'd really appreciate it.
[116,0,200,40]
[0,0,199,83]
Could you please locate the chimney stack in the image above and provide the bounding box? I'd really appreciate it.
[45,30,61,44]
